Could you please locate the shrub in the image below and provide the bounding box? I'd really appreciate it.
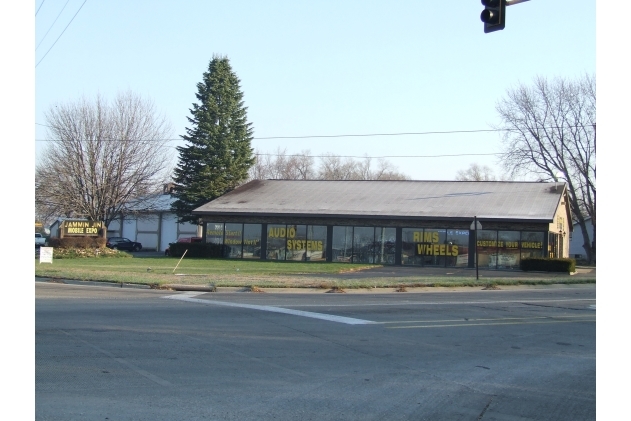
[47,237,106,249]
[43,237,126,259]
[48,247,129,259]
[167,242,229,258]
[520,257,576,273]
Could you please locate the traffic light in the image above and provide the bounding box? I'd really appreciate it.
[480,0,506,33]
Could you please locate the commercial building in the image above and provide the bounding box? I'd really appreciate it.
[192,180,571,269]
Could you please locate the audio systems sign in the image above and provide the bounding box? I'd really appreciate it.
[62,220,104,236]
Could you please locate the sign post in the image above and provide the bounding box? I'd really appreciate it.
[470,217,483,280]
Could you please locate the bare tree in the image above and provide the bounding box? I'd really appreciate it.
[496,74,596,263]
[318,153,359,180]
[35,91,173,229]
[250,148,316,180]
[352,156,409,180]
[251,150,410,181]
[455,163,497,181]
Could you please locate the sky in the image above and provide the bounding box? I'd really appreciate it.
[31,0,596,181]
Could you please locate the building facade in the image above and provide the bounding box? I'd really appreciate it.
[107,185,200,251]
[192,180,572,269]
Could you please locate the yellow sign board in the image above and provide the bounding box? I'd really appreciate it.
[62,220,104,236]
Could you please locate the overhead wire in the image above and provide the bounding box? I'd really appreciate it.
[36,0,72,51]
[36,0,88,68]
[36,0,46,16]
[34,124,593,142]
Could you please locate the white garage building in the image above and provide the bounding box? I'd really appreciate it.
[50,184,201,252]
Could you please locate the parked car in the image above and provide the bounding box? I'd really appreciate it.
[35,233,47,248]
[165,236,203,256]
[106,237,142,252]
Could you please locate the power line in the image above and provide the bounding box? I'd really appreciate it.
[36,0,46,16]
[34,123,593,142]
[36,0,72,51]
[32,126,515,141]
[36,0,88,68]
[253,129,502,139]
[252,152,501,159]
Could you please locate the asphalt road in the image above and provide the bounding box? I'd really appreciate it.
[36,281,596,421]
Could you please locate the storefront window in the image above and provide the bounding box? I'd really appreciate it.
[353,227,375,263]
[332,226,353,262]
[374,227,396,265]
[498,231,520,269]
[224,223,243,258]
[266,224,287,260]
[306,225,327,261]
[242,224,262,259]
[521,231,544,260]
[286,225,307,261]
[419,229,447,266]
[401,228,422,266]
[206,223,224,245]
[402,228,453,266]
[446,229,469,267]
[476,230,498,269]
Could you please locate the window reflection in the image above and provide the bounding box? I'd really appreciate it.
[206,223,224,245]
[374,227,396,265]
[446,229,469,267]
[521,231,544,260]
[286,225,307,261]
[306,225,327,261]
[267,224,287,260]
[476,230,497,269]
[498,231,520,269]
[224,223,243,258]
[353,227,375,263]
[332,226,353,262]
[242,224,261,259]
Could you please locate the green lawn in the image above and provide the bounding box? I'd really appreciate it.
[35,256,379,288]
[35,254,595,289]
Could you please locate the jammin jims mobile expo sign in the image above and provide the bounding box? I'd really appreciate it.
[62,220,104,236]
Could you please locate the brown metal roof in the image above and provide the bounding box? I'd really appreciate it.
[192,179,567,222]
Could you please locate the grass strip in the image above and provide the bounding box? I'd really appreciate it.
[35,256,595,289]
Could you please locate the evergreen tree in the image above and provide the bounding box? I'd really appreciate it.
[171,56,255,223]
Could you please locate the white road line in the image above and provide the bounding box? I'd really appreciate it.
[163,292,375,325]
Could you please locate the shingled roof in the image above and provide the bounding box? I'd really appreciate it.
[192,179,568,223]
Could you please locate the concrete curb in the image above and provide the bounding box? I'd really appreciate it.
[162,284,217,292]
